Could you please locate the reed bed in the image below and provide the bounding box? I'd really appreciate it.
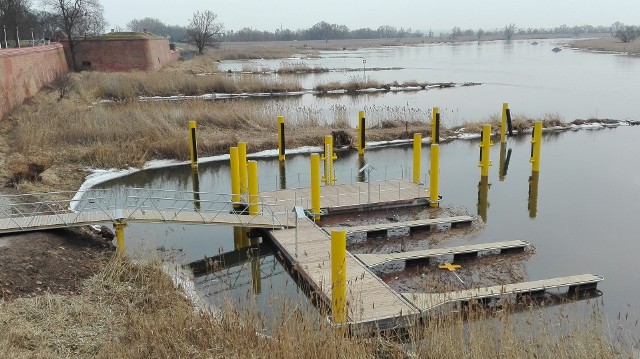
[72,72,303,102]
[0,256,634,358]
[276,61,329,74]
[6,92,359,168]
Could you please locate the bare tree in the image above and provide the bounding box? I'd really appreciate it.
[0,0,32,46]
[504,23,516,41]
[187,10,223,55]
[611,21,639,43]
[40,0,105,70]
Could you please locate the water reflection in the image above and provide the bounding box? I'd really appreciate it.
[191,169,201,211]
[528,171,540,219]
[498,142,512,181]
[477,175,490,222]
[234,226,251,250]
[357,154,366,183]
[279,161,287,190]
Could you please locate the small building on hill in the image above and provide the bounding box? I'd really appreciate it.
[55,31,180,72]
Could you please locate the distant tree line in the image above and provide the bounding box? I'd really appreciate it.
[449,24,614,41]
[224,21,424,42]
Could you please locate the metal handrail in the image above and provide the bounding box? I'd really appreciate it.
[0,187,288,230]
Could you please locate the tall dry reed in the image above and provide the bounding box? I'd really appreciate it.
[0,256,635,358]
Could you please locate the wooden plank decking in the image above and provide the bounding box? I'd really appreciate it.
[260,179,429,215]
[337,215,475,236]
[266,218,420,329]
[355,240,530,267]
[403,274,604,311]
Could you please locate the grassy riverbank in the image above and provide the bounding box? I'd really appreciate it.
[0,255,633,358]
[571,36,640,55]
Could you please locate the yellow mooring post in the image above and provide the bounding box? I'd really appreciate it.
[238,142,248,194]
[530,121,543,172]
[479,125,493,177]
[331,230,347,326]
[321,135,337,185]
[501,103,509,144]
[310,153,321,220]
[356,111,366,155]
[188,121,198,168]
[247,160,259,215]
[229,147,241,205]
[114,220,127,256]
[277,116,285,162]
[429,144,440,207]
[431,107,440,144]
[413,133,422,184]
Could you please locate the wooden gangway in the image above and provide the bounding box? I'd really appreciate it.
[336,215,475,238]
[0,209,291,234]
[0,188,293,234]
[355,240,530,267]
[403,274,604,311]
[266,218,420,330]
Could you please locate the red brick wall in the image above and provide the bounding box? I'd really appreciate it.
[0,44,69,119]
[63,37,179,72]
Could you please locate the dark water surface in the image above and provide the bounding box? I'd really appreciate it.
[100,126,640,326]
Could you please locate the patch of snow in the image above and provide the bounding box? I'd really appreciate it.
[455,133,481,140]
[357,88,385,93]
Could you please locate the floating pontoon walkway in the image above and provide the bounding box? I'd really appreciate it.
[354,240,530,267]
[337,215,475,238]
[260,179,430,215]
[266,218,420,330]
[403,274,604,311]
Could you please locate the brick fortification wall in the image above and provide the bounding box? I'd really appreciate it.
[0,44,68,119]
[64,33,180,72]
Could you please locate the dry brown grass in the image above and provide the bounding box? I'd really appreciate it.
[0,256,634,358]
[571,36,640,55]
[314,78,383,93]
[72,71,303,102]
[276,61,329,74]
[453,113,567,135]
[4,88,360,168]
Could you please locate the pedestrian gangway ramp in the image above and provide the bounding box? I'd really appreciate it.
[403,274,604,311]
[355,240,530,267]
[0,188,291,234]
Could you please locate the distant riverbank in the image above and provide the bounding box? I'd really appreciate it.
[570,36,640,55]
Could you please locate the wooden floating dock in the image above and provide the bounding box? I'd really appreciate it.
[266,218,420,330]
[259,179,430,215]
[336,215,475,238]
[261,180,604,331]
[354,240,530,267]
[403,274,604,311]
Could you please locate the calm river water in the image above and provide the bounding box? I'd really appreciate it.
[221,38,640,126]
[98,40,640,329]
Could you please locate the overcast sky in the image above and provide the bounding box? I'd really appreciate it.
[100,0,638,32]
